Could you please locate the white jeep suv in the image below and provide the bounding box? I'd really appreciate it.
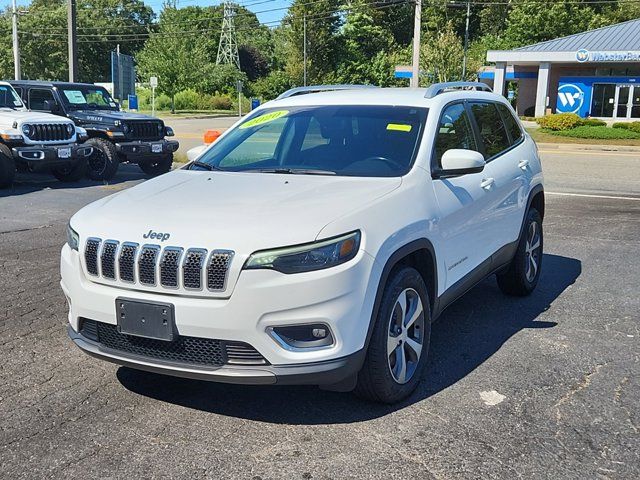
[62,83,544,403]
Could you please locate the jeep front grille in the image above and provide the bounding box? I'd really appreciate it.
[79,319,267,367]
[126,121,163,141]
[25,123,74,142]
[83,238,233,292]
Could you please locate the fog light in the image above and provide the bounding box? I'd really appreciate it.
[269,324,334,350]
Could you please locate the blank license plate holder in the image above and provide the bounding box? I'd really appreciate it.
[116,298,176,341]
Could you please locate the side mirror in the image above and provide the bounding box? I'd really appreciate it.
[438,149,485,177]
[43,100,59,113]
[186,144,208,162]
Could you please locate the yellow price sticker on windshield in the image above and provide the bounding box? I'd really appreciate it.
[387,123,412,132]
[239,110,289,129]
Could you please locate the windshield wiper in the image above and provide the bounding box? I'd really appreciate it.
[187,161,224,171]
[246,168,336,176]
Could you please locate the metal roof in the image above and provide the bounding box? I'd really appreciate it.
[515,18,640,52]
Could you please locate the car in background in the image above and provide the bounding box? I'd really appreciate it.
[0,81,92,188]
[10,80,178,181]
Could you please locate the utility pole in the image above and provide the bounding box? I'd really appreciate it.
[68,0,78,82]
[303,14,307,87]
[410,0,422,88]
[462,0,471,79]
[11,0,20,80]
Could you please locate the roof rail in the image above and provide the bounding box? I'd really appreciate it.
[276,84,378,100]
[424,81,492,99]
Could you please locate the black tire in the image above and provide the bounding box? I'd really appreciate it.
[0,143,16,189]
[139,154,173,177]
[51,159,87,183]
[355,266,431,404]
[85,138,119,181]
[497,208,543,296]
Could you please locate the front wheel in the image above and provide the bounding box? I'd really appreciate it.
[139,154,173,177]
[0,143,16,188]
[496,208,543,296]
[355,266,431,404]
[85,138,119,181]
[51,159,87,182]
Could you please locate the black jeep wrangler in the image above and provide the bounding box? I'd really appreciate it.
[10,81,179,180]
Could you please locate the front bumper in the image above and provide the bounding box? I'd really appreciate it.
[115,139,179,159]
[61,243,380,385]
[68,324,365,385]
[12,144,93,170]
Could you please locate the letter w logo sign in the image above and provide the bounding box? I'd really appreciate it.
[558,91,580,107]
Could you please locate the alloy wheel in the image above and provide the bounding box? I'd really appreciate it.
[387,288,425,384]
[525,221,542,282]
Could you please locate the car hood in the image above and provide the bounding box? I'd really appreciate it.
[70,109,160,123]
[72,170,402,254]
[0,108,74,127]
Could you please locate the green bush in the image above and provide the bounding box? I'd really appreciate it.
[613,121,640,134]
[580,118,606,127]
[251,71,294,101]
[536,113,583,131]
[155,94,172,110]
[196,94,233,110]
[174,89,200,110]
[549,125,640,139]
[136,87,152,110]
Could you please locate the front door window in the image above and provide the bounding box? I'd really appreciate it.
[591,84,616,117]
[616,86,630,118]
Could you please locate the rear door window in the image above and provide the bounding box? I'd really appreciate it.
[496,103,523,145]
[469,102,511,159]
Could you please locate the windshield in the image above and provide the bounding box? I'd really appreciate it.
[58,85,118,110]
[0,85,24,109]
[195,105,428,177]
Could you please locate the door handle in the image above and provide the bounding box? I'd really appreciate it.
[518,159,530,170]
[480,177,495,190]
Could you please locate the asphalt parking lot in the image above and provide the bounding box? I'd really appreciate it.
[0,149,638,479]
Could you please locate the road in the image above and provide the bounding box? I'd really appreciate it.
[0,148,638,479]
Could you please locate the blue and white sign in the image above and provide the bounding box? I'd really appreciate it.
[575,49,640,62]
[556,83,584,114]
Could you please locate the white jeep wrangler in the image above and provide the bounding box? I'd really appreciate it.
[62,83,544,403]
[0,81,92,188]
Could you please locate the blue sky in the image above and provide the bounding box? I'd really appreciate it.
[4,1,292,26]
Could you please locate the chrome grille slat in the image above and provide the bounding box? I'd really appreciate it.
[183,249,206,290]
[207,250,233,291]
[138,245,160,286]
[85,238,101,276]
[100,240,119,279]
[160,247,183,288]
[84,240,232,292]
[118,243,138,283]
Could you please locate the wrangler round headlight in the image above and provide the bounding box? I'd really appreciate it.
[66,123,74,136]
[21,124,31,137]
[122,123,130,134]
[244,231,361,274]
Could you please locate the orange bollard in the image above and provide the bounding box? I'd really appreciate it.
[203,129,221,144]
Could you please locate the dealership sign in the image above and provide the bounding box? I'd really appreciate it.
[576,49,640,62]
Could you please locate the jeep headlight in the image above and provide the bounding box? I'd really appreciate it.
[21,124,32,137]
[244,231,360,274]
[66,123,74,136]
[67,223,79,251]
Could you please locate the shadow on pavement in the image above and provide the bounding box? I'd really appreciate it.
[0,164,149,198]
[117,253,581,424]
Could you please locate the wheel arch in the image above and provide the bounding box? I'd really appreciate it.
[364,238,438,349]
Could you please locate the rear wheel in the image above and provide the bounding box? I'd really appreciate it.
[51,159,87,182]
[85,138,119,181]
[497,208,543,296]
[355,266,431,404]
[0,143,16,188]
[139,154,173,177]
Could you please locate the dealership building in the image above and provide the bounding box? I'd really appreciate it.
[481,18,640,119]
